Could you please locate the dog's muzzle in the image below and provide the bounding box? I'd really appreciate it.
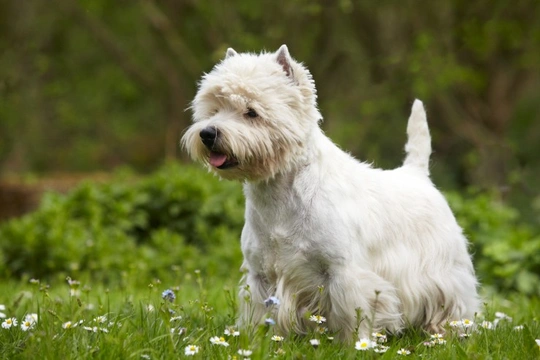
[199,126,239,169]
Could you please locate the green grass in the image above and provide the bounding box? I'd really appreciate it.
[1,271,539,359]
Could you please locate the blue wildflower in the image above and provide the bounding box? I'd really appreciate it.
[162,289,176,302]
[264,296,280,308]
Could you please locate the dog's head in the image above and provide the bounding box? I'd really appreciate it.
[181,45,322,181]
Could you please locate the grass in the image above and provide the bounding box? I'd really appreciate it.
[0,270,539,360]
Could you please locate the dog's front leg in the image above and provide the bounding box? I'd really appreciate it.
[237,269,271,331]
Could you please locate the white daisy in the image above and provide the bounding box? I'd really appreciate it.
[309,315,326,324]
[449,320,462,327]
[355,338,374,350]
[184,345,199,356]
[209,336,229,347]
[309,338,320,347]
[397,348,411,355]
[461,319,474,328]
[20,320,35,331]
[224,326,240,336]
[271,335,284,342]
[25,313,38,324]
[93,315,107,324]
[1,317,17,329]
[238,349,253,356]
[480,321,494,329]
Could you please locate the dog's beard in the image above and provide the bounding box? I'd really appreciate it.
[182,118,305,181]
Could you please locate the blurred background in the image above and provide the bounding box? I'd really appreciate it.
[0,0,539,293]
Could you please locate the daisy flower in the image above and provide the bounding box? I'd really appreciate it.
[93,315,107,324]
[274,348,286,355]
[355,338,374,350]
[513,325,524,331]
[209,336,229,346]
[271,335,284,342]
[62,321,74,329]
[480,321,494,329]
[238,349,253,356]
[449,320,462,327]
[0,304,6,319]
[431,333,444,339]
[20,319,35,331]
[224,326,240,336]
[1,317,17,329]
[461,319,474,328]
[374,345,389,353]
[309,315,326,324]
[372,332,387,343]
[495,312,512,321]
[423,341,435,347]
[184,345,199,356]
[25,313,38,324]
[309,338,320,348]
[397,348,411,355]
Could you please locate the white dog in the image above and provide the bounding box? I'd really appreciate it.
[182,45,479,341]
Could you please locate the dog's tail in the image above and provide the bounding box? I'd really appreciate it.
[403,99,431,176]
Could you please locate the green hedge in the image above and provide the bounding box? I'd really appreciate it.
[0,163,244,283]
[0,164,538,295]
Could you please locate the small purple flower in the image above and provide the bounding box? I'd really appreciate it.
[162,289,176,302]
[264,296,280,308]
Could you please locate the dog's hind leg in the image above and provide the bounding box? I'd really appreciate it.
[326,266,403,342]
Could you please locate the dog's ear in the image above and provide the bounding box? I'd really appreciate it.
[276,44,294,78]
[225,48,238,59]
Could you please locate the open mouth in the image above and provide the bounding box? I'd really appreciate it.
[209,151,239,169]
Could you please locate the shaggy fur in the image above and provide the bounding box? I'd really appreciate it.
[182,45,479,341]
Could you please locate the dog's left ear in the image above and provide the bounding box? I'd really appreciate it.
[225,48,238,59]
[276,44,294,78]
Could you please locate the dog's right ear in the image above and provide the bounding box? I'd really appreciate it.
[276,44,294,78]
[225,48,238,59]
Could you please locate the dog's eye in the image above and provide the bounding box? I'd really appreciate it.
[245,108,258,118]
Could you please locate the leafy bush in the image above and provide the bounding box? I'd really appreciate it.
[447,190,540,296]
[1,164,538,295]
[0,163,244,283]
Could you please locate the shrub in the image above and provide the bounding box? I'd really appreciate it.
[446,190,540,296]
[0,163,244,282]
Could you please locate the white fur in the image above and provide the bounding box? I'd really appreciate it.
[182,45,479,342]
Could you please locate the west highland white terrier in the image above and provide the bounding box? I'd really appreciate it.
[182,45,479,341]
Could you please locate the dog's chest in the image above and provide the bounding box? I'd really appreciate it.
[244,186,332,282]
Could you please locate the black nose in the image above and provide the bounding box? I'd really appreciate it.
[200,127,218,148]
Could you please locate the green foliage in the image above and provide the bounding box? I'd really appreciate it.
[447,190,540,296]
[1,163,539,296]
[0,163,244,283]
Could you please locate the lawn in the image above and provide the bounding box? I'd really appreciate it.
[1,271,539,359]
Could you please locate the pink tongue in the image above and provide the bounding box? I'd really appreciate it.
[209,152,228,167]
